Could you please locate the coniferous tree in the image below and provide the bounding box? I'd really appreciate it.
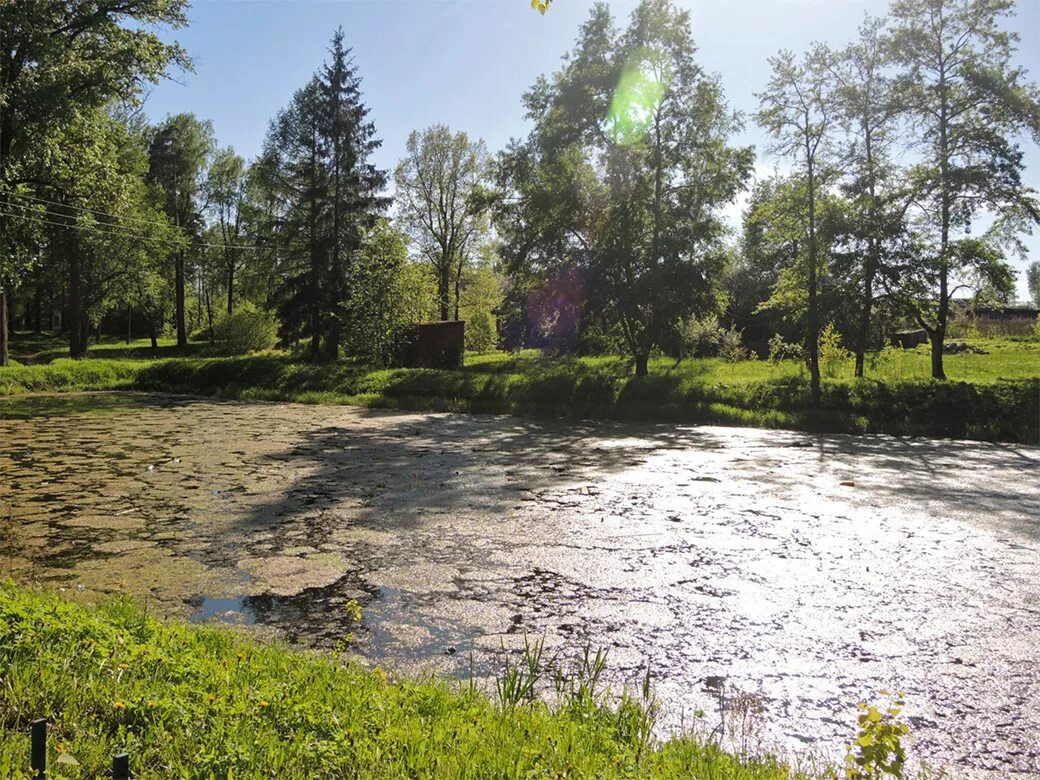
[258,30,387,360]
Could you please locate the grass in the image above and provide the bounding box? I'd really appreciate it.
[0,581,819,779]
[2,332,1038,442]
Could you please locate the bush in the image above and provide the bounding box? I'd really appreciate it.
[678,314,722,358]
[768,333,803,364]
[818,323,851,378]
[718,326,747,362]
[212,303,279,355]
[466,310,498,353]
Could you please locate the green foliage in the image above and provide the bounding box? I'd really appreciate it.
[0,581,810,779]
[678,315,722,359]
[256,31,388,359]
[343,221,412,366]
[838,693,909,780]
[465,309,498,353]
[497,0,753,372]
[819,323,852,378]
[212,302,278,354]
[768,333,804,364]
[460,264,504,353]
[1027,262,1040,308]
[395,125,492,321]
[718,326,748,363]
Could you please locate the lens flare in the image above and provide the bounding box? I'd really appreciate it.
[607,49,670,145]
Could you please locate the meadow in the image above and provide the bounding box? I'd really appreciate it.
[2,333,1038,442]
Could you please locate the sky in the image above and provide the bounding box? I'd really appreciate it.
[145,0,1040,301]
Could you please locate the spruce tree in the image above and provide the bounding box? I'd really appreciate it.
[259,29,387,361]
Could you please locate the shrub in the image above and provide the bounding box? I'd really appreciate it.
[718,326,747,362]
[466,310,498,353]
[819,323,852,378]
[212,303,279,355]
[768,333,803,364]
[677,314,722,358]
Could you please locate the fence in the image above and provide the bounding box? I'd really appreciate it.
[30,719,131,779]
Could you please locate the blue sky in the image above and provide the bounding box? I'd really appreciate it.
[146,0,1040,300]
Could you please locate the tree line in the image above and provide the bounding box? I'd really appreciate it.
[0,0,1036,391]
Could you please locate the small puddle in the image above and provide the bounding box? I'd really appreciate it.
[189,596,256,625]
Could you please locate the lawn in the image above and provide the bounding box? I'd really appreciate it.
[0,581,817,779]
[2,332,1038,442]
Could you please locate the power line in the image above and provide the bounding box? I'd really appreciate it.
[0,205,259,252]
[5,189,177,232]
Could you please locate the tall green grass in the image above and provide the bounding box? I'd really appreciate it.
[0,582,814,779]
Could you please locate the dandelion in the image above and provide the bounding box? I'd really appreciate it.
[259,700,269,708]
[56,743,66,754]
[208,693,216,703]
[113,700,126,709]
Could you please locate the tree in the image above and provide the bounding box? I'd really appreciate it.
[205,147,250,315]
[147,113,215,347]
[44,109,175,357]
[828,16,909,377]
[0,0,188,365]
[319,30,388,358]
[757,46,834,403]
[498,0,752,375]
[395,126,492,322]
[343,220,411,365]
[257,79,326,356]
[889,0,1040,379]
[1027,261,1040,308]
[257,29,387,360]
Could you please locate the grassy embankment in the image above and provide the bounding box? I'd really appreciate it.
[0,581,818,779]
[2,332,1038,442]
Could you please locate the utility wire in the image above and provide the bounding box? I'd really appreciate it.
[5,189,177,231]
[0,204,259,252]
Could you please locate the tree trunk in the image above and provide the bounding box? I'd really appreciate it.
[175,251,187,347]
[438,264,451,321]
[634,352,649,377]
[454,252,465,322]
[805,156,821,405]
[204,285,214,344]
[68,238,87,359]
[931,266,948,380]
[227,263,234,316]
[854,273,873,379]
[34,285,43,334]
[149,318,158,350]
[126,306,132,345]
[0,285,8,368]
[929,328,945,380]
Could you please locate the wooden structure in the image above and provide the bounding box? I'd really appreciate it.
[396,321,465,369]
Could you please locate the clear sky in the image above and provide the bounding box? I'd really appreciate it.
[145,0,1040,301]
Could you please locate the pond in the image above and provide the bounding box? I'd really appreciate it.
[2,392,1038,777]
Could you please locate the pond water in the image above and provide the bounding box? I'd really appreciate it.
[2,392,1038,776]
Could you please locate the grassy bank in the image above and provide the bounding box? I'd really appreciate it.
[0,582,812,779]
[2,334,1038,442]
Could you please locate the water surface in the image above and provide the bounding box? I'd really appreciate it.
[2,392,1038,776]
